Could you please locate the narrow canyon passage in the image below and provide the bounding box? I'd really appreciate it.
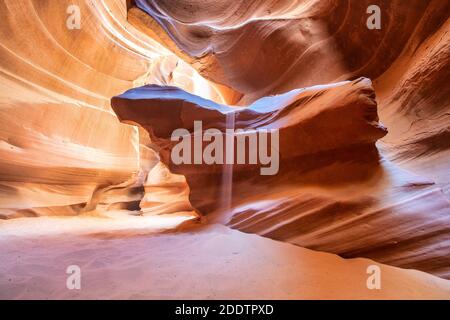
[0,0,449,299]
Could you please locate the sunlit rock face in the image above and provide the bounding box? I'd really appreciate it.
[0,0,219,219]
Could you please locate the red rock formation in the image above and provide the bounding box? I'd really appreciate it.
[111,76,450,279]
[130,0,449,103]
[375,17,450,197]
[116,0,450,279]
[0,0,217,219]
[111,78,386,209]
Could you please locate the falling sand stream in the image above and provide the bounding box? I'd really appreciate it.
[221,111,235,213]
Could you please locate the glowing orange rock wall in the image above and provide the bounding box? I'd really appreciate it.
[0,0,217,218]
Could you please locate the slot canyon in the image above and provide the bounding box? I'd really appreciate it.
[0,0,449,299]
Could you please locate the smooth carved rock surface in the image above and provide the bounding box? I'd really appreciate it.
[131,0,449,103]
[112,78,386,157]
[129,0,450,203]
[112,78,386,207]
[0,0,217,219]
[111,78,450,279]
[121,0,450,279]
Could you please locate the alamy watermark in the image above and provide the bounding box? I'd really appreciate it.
[366,265,381,290]
[367,5,381,30]
[66,5,81,30]
[66,265,81,290]
[170,121,279,176]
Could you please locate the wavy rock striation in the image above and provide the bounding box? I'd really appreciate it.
[121,0,450,278]
[131,0,449,103]
[111,78,450,278]
[0,0,219,219]
[112,78,386,210]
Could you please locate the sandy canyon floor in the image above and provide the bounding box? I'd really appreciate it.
[1,216,449,300]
